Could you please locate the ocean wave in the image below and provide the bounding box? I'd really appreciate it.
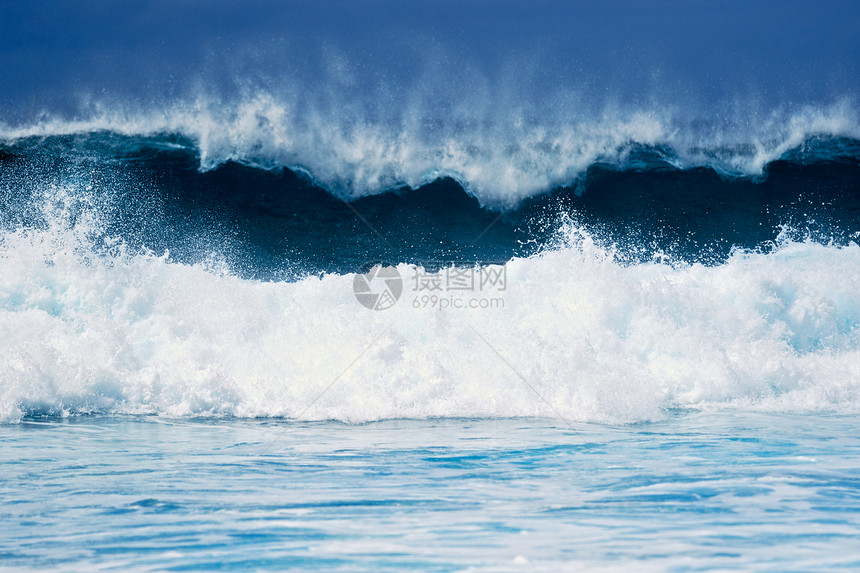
[3,124,859,277]
[2,99,859,424]
[2,96,858,207]
[2,205,859,424]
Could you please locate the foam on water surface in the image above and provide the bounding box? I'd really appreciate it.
[2,207,859,424]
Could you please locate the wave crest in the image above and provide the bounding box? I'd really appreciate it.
[2,96,858,206]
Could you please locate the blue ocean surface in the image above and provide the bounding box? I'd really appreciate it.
[2,414,860,571]
[2,0,860,570]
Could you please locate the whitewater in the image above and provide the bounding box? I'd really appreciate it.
[3,96,859,206]
[1,189,859,424]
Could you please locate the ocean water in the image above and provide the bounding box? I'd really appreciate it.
[2,0,860,570]
[3,414,860,572]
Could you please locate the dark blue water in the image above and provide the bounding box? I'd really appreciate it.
[3,133,859,278]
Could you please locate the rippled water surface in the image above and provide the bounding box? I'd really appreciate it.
[2,413,859,571]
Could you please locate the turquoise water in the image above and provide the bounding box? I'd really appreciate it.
[2,413,859,571]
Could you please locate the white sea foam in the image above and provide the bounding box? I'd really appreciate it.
[2,190,859,424]
[1,96,857,207]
